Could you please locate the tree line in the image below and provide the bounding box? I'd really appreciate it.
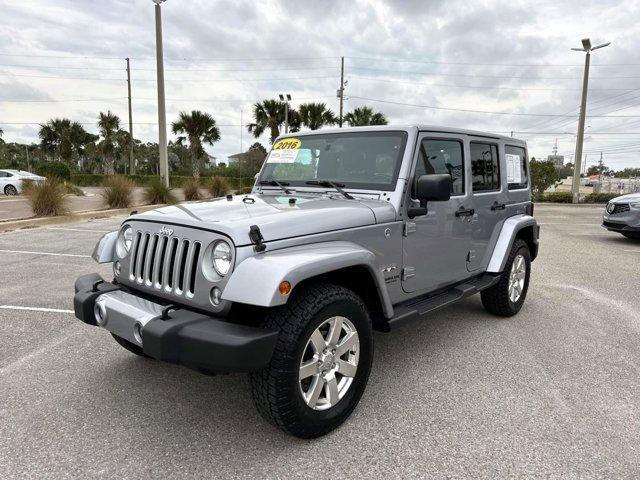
[0,100,387,178]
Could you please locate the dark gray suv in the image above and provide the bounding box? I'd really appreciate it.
[602,192,640,239]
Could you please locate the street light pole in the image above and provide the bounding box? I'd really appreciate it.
[571,38,610,204]
[126,57,134,174]
[153,0,169,187]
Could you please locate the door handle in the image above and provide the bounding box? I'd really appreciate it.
[455,207,475,217]
[491,202,506,211]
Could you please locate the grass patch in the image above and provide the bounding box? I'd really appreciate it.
[207,176,230,198]
[183,177,202,201]
[101,175,134,209]
[26,178,69,217]
[143,178,177,205]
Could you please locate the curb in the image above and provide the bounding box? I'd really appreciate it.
[0,204,163,233]
[534,203,606,208]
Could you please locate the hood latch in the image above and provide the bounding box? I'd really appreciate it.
[249,225,266,253]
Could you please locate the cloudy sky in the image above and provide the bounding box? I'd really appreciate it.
[1,0,639,170]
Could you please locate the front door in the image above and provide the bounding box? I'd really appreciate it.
[402,135,474,294]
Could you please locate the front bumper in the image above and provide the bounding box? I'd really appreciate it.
[74,274,278,374]
[602,219,640,233]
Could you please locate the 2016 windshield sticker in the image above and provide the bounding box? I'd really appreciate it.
[268,138,302,163]
[273,138,301,150]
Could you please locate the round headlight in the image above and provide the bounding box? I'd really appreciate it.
[212,241,232,276]
[116,225,134,258]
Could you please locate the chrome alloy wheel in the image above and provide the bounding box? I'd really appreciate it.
[508,253,526,303]
[299,316,360,411]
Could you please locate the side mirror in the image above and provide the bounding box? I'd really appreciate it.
[408,174,452,218]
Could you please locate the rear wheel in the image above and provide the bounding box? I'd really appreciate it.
[111,333,150,358]
[4,185,18,196]
[249,283,373,439]
[481,239,531,317]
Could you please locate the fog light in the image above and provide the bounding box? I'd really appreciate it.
[210,287,222,306]
[279,281,292,296]
[113,261,121,276]
[94,301,107,326]
[133,322,143,344]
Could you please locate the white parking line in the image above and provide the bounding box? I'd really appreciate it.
[538,222,598,226]
[623,250,640,253]
[0,305,74,314]
[0,249,91,258]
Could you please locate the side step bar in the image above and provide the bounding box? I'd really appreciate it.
[385,274,500,330]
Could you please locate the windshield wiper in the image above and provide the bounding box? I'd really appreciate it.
[305,180,354,199]
[259,179,291,194]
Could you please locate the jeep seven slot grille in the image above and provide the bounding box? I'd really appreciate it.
[609,203,630,215]
[129,231,201,297]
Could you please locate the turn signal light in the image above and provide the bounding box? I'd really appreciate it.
[279,281,292,296]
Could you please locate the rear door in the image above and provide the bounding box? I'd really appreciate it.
[0,171,10,193]
[401,134,473,294]
[466,140,509,271]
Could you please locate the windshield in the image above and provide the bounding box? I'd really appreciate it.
[258,131,408,191]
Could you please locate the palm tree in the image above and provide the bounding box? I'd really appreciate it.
[97,111,120,175]
[247,99,289,144]
[298,103,337,130]
[0,126,4,143]
[39,118,95,163]
[171,110,221,178]
[343,106,388,127]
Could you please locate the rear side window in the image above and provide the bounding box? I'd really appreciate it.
[505,145,529,190]
[414,139,464,196]
[470,142,500,192]
[0,172,8,178]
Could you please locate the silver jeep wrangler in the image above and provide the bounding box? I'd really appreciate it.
[74,125,539,438]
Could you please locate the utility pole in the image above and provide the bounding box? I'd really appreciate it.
[338,56,345,127]
[153,0,169,187]
[278,93,291,134]
[571,38,610,203]
[240,108,243,152]
[126,57,134,174]
[25,146,30,171]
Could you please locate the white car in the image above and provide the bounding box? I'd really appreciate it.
[0,169,46,196]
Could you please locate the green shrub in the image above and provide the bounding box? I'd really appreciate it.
[207,176,230,198]
[538,192,574,203]
[36,162,71,181]
[71,173,248,190]
[183,178,202,201]
[26,178,69,217]
[583,193,620,203]
[143,178,177,205]
[101,176,134,209]
[234,187,253,195]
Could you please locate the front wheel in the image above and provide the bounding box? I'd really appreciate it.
[4,185,18,196]
[622,232,640,239]
[481,239,531,317]
[249,283,373,439]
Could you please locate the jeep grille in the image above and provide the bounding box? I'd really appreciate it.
[129,231,201,298]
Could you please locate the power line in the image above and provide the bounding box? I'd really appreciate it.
[0,97,126,103]
[0,71,338,82]
[350,66,640,80]
[348,75,635,92]
[348,95,640,117]
[345,56,640,68]
[0,63,339,73]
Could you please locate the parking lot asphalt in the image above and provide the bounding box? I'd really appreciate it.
[1,204,639,478]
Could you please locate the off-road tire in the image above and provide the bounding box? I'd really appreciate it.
[249,283,373,439]
[4,185,18,196]
[622,232,640,239]
[481,239,531,317]
[111,333,151,358]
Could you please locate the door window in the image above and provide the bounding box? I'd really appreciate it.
[470,143,500,192]
[505,145,528,190]
[413,139,464,196]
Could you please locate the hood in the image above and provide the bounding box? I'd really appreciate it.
[610,192,640,203]
[132,193,397,246]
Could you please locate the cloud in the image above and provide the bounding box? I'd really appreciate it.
[0,0,639,167]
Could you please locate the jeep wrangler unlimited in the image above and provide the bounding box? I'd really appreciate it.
[74,126,539,438]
